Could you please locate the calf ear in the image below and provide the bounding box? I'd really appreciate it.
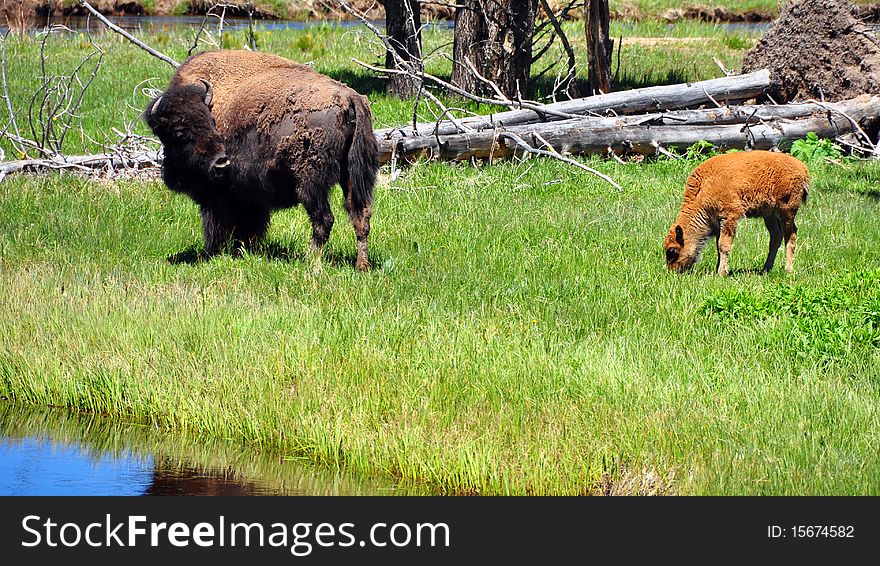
[199,79,214,109]
[675,225,684,245]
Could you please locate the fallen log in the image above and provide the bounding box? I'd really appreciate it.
[374,68,772,140]
[381,95,880,163]
[0,151,161,182]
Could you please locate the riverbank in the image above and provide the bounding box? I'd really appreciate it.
[9,0,880,26]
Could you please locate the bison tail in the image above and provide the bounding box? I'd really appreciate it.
[346,95,380,216]
[801,180,810,205]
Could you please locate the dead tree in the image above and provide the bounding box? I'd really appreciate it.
[585,0,612,95]
[451,0,538,99]
[383,0,424,97]
[532,0,580,99]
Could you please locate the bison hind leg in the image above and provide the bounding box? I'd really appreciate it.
[782,212,798,273]
[340,169,372,272]
[303,192,335,271]
[762,215,784,273]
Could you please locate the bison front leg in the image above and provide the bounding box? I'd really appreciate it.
[200,205,235,256]
[229,206,271,254]
[715,217,739,276]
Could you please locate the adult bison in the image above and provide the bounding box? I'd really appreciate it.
[145,50,379,271]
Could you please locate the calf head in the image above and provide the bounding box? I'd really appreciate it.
[664,224,695,274]
[144,79,229,189]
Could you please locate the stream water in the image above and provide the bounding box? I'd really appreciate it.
[0,401,429,496]
[5,14,765,35]
[2,14,454,34]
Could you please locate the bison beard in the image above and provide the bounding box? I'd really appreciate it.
[144,50,379,271]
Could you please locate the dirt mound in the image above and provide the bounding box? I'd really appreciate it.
[742,0,880,102]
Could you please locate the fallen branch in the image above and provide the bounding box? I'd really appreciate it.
[76,0,179,68]
[352,57,589,122]
[0,150,162,182]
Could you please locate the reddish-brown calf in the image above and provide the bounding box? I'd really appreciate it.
[664,150,809,276]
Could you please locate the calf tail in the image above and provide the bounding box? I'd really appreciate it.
[346,95,379,216]
[802,179,810,205]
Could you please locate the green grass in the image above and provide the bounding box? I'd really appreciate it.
[609,0,879,19]
[1,23,879,495]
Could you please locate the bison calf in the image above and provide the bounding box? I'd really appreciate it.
[663,150,809,276]
[144,50,379,271]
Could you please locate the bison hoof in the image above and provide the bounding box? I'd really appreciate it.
[355,260,371,272]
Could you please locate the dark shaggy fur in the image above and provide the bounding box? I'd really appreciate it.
[144,50,379,271]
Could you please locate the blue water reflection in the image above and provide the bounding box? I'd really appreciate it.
[0,402,430,496]
[0,436,152,496]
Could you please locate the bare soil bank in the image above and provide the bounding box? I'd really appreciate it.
[743,0,880,102]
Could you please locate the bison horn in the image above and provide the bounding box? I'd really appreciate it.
[150,95,163,116]
[200,79,214,108]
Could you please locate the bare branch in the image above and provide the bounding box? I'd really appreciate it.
[1,30,27,157]
[537,0,578,96]
[75,0,179,68]
[500,130,622,191]
[713,57,732,77]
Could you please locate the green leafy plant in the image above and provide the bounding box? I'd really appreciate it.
[702,269,880,359]
[721,34,751,50]
[790,132,845,164]
[684,140,721,160]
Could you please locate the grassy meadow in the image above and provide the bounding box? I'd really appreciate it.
[1,20,880,495]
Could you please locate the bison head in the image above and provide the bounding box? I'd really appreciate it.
[664,224,695,274]
[145,79,229,190]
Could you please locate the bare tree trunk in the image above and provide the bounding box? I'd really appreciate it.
[451,0,537,100]
[585,0,613,95]
[383,0,423,97]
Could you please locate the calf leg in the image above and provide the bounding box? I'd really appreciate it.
[715,217,739,276]
[782,212,798,273]
[762,215,784,273]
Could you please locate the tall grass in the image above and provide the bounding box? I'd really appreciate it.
[1,23,879,495]
[0,401,427,494]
